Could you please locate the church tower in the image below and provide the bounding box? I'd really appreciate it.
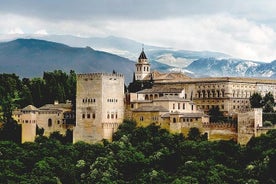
[135,48,150,80]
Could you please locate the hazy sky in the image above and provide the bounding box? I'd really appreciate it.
[1,0,276,62]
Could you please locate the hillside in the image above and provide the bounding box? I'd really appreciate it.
[0,39,136,83]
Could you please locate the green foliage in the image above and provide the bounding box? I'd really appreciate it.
[208,106,229,123]
[187,127,207,141]
[128,80,153,93]
[250,92,275,112]
[0,120,275,183]
[263,113,276,125]
[250,93,263,108]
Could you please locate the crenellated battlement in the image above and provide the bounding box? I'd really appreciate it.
[203,122,237,129]
[77,73,124,79]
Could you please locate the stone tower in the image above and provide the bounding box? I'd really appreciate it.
[237,108,263,145]
[73,73,125,143]
[19,105,38,143]
[135,49,150,80]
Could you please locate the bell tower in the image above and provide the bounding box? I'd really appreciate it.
[135,48,150,81]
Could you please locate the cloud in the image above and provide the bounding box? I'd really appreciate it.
[34,29,48,35]
[97,14,276,62]
[8,27,24,34]
[1,1,276,61]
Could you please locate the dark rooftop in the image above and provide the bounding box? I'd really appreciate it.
[138,50,147,60]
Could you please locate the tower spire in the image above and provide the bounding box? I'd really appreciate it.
[135,47,150,81]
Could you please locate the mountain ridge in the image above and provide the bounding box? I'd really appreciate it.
[0,38,136,83]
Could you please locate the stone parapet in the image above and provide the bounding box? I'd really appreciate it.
[77,73,124,79]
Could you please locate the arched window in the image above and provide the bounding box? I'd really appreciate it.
[173,118,176,123]
[48,119,52,127]
[207,90,210,98]
[198,91,201,98]
[221,89,225,97]
[145,95,149,100]
[107,114,110,119]
[202,90,206,98]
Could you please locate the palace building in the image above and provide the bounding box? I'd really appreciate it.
[13,101,74,143]
[127,49,276,144]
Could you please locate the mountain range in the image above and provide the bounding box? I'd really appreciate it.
[0,38,135,83]
[1,35,276,82]
[0,38,173,84]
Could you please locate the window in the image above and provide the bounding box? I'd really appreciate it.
[87,114,91,119]
[48,119,52,127]
[173,118,176,123]
[173,104,175,109]
[140,116,144,121]
[93,113,96,119]
[107,114,110,119]
[82,114,85,119]
[183,103,185,109]
[178,103,180,109]
[111,114,114,119]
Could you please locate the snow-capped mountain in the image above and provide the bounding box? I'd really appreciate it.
[185,58,276,78]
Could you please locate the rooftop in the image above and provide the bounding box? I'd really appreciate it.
[138,50,147,60]
[133,105,169,112]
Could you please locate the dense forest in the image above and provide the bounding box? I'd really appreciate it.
[0,120,275,183]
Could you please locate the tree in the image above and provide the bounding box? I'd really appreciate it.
[188,127,201,141]
[263,92,275,112]
[250,93,263,108]
[208,106,224,122]
[29,78,46,107]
